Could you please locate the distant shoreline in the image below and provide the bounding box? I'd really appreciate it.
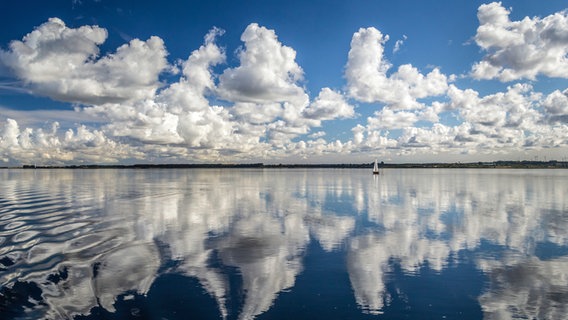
[3,160,567,169]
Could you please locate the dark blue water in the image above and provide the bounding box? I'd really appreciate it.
[0,168,567,319]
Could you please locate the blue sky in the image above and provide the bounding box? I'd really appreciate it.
[1,0,568,165]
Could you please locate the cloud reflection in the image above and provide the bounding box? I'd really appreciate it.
[0,168,567,319]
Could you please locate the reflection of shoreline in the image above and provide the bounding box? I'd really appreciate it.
[12,159,568,169]
[1,169,567,319]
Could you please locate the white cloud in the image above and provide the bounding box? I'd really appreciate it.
[393,35,407,54]
[0,118,21,148]
[448,83,542,129]
[0,106,104,127]
[309,131,326,139]
[542,89,568,123]
[1,16,568,165]
[217,23,307,106]
[302,88,355,123]
[178,27,226,102]
[345,70,551,157]
[0,118,140,164]
[346,81,568,158]
[0,18,169,105]
[78,23,313,156]
[232,102,282,124]
[345,27,449,109]
[349,124,397,151]
[78,27,234,149]
[214,23,315,146]
[367,108,418,130]
[472,2,568,81]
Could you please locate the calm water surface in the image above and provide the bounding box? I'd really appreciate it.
[0,168,567,319]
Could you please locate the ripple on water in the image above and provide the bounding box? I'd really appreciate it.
[25,242,68,265]
[0,245,16,256]
[46,222,92,236]
[0,209,15,216]
[12,230,41,243]
[73,232,129,259]
[18,203,71,215]
[64,232,120,256]
[20,238,41,250]
[0,225,32,241]
[4,221,26,230]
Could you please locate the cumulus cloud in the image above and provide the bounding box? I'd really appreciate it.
[80,23,316,157]
[343,23,565,158]
[448,83,542,129]
[367,108,418,130]
[1,20,324,165]
[348,81,568,158]
[217,23,307,106]
[213,23,314,146]
[173,26,226,108]
[345,27,449,109]
[349,124,397,151]
[302,88,355,123]
[0,17,168,104]
[81,27,235,148]
[413,82,541,150]
[472,2,568,81]
[0,118,139,164]
[542,89,568,123]
[1,14,568,165]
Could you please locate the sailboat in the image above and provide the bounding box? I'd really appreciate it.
[373,159,380,175]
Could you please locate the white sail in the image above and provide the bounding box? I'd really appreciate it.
[373,159,379,174]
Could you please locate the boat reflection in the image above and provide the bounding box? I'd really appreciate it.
[0,168,567,319]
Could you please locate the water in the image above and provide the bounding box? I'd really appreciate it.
[0,168,567,320]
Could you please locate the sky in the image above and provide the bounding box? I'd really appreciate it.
[1,0,568,165]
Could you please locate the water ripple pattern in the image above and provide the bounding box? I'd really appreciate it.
[0,168,567,320]
[0,170,136,319]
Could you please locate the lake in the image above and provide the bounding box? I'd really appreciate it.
[1,168,567,319]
